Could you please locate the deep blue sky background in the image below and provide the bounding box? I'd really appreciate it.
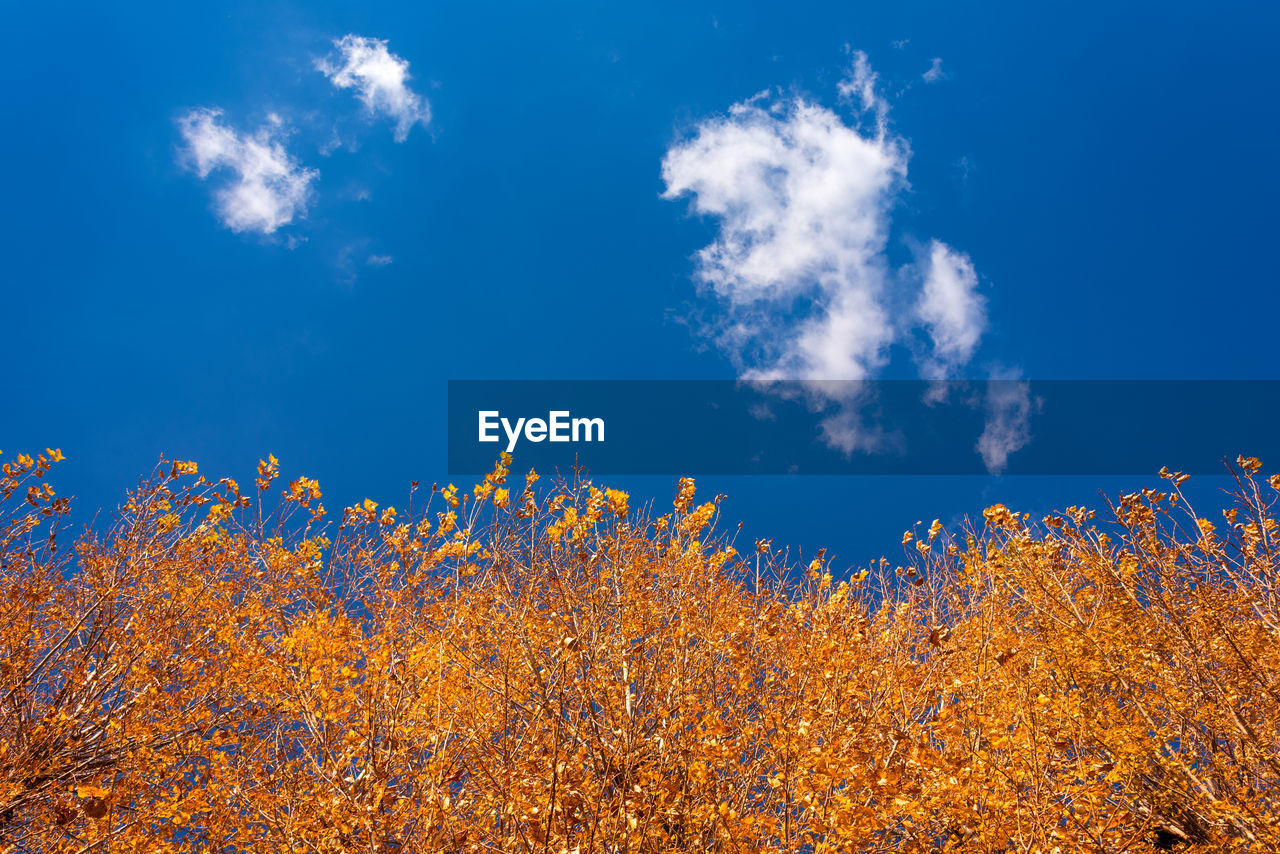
[3,0,1277,572]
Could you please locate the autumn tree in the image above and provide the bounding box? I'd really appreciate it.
[0,448,1276,852]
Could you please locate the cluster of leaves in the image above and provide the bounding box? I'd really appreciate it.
[1,448,1278,853]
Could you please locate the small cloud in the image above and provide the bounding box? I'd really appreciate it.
[836,49,889,131]
[891,38,910,50]
[976,373,1036,474]
[915,240,986,379]
[335,241,393,284]
[176,108,317,235]
[317,35,430,142]
[922,57,946,83]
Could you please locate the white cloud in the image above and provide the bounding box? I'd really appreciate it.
[367,254,394,266]
[976,375,1036,474]
[661,57,906,385]
[916,240,986,379]
[923,57,946,83]
[663,51,1024,469]
[836,50,889,132]
[176,108,317,235]
[317,35,430,142]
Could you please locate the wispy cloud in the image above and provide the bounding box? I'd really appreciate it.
[977,375,1036,474]
[915,240,985,379]
[317,35,430,142]
[836,49,890,130]
[923,57,946,83]
[334,240,395,285]
[176,108,317,235]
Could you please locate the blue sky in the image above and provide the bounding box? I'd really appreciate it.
[3,0,1277,570]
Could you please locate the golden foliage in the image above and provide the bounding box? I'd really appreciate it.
[1,449,1278,852]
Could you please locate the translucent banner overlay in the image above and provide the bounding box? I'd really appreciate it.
[447,380,1280,475]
